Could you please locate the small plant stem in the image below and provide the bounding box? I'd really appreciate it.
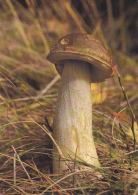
[115,69,136,150]
[119,124,133,166]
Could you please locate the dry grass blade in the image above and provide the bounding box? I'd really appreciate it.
[11,145,39,193]
[6,0,31,49]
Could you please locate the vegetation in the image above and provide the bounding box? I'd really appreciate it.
[0,0,137,194]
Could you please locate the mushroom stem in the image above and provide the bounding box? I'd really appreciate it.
[53,60,100,174]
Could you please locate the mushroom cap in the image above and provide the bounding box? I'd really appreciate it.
[47,33,115,82]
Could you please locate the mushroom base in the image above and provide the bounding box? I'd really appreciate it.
[53,60,100,174]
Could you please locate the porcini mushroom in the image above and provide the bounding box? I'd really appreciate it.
[47,33,114,174]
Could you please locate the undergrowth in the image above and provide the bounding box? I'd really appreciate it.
[0,0,137,194]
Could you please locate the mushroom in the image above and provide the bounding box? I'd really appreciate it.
[47,33,114,174]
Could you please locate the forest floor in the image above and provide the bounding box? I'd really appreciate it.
[0,1,138,194]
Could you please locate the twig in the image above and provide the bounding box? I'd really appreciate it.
[38,74,60,97]
[0,74,60,105]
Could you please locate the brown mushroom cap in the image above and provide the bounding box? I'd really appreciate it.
[47,33,114,82]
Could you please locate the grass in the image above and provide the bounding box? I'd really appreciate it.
[0,0,138,194]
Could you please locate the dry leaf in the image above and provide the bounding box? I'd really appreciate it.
[127,121,138,141]
[91,83,106,104]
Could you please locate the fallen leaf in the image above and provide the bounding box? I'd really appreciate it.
[91,83,106,104]
[127,121,138,141]
[124,74,134,81]
[113,112,131,125]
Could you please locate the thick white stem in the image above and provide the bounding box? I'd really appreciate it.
[53,60,100,174]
